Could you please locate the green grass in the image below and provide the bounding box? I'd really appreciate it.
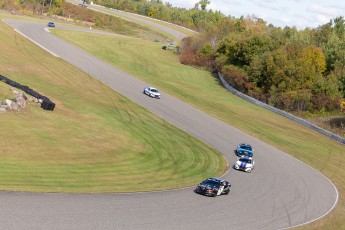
[83,2,196,41]
[0,81,13,101]
[51,28,345,229]
[0,15,227,193]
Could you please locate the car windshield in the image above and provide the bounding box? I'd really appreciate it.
[150,88,158,93]
[240,145,252,150]
[240,158,252,164]
[203,179,220,186]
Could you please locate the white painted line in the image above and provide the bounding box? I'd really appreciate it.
[13,28,60,58]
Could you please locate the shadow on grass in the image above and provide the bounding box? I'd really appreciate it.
[211,72,224,87]
[329,116,345,129]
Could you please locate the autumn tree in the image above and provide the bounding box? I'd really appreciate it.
[199,0,210,10]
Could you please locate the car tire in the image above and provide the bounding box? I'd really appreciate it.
[224,189,230,195]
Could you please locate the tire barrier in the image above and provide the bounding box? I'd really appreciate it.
[218,72,345,145]
[0,74,55,111]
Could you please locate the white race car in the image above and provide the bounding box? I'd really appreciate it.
[143,86,161,99]
[234,156,255,173]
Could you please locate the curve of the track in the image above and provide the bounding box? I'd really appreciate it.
[1,19,338,230]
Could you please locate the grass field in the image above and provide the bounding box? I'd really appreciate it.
[50,28,345,229]
[0,16,228,193]
[0,81,13,100]
[82,2,196,40]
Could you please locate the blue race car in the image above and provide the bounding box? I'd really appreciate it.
[235,143,254,157]
[47,22,55,27]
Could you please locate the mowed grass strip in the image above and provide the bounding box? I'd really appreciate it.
[52,29,345,229]
[0,18,227,193]
[86,4,196,39]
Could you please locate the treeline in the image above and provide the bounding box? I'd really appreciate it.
[180,16,345,114]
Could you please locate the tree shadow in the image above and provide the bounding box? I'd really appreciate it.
[211,72,224,87]
[328,117,345,129]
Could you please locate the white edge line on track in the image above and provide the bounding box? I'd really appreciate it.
[13,28,60,58]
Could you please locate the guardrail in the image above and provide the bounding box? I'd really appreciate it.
[218,72,345,145]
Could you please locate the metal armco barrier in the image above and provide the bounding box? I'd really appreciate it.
[0,74,55,111]
[218,72,345,145]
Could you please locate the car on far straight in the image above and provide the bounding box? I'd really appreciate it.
[235,143,254,157]
[234,156,255,173]
[195,177,231,197]
[143,86,161,99]
[47,22,55,28]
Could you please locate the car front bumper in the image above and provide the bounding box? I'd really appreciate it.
[195,187,217,196]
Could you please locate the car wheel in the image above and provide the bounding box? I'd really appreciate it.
[224,189,230,195]
[247,168,252,173]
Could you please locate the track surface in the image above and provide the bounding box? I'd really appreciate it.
[1,19,338,230]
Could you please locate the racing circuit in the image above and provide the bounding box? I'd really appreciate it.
[1,16,339,230]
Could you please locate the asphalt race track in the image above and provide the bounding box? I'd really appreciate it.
[1,18,338,230]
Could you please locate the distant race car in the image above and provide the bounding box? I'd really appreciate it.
[47,22,55,27]
[236,143,254,157]
[195,177,231,197]
[143,86,161,99]
[234,156,255,173]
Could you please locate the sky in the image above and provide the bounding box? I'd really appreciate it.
[165,0,345,29]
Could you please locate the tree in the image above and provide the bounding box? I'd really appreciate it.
[216,33,275,68]
[199,0,210,10]
[222,64,250,92]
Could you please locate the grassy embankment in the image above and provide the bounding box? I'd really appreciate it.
[84,2,196,39]
[0,15,227,193]
[0,81,13,100]
[52,28,345,229]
